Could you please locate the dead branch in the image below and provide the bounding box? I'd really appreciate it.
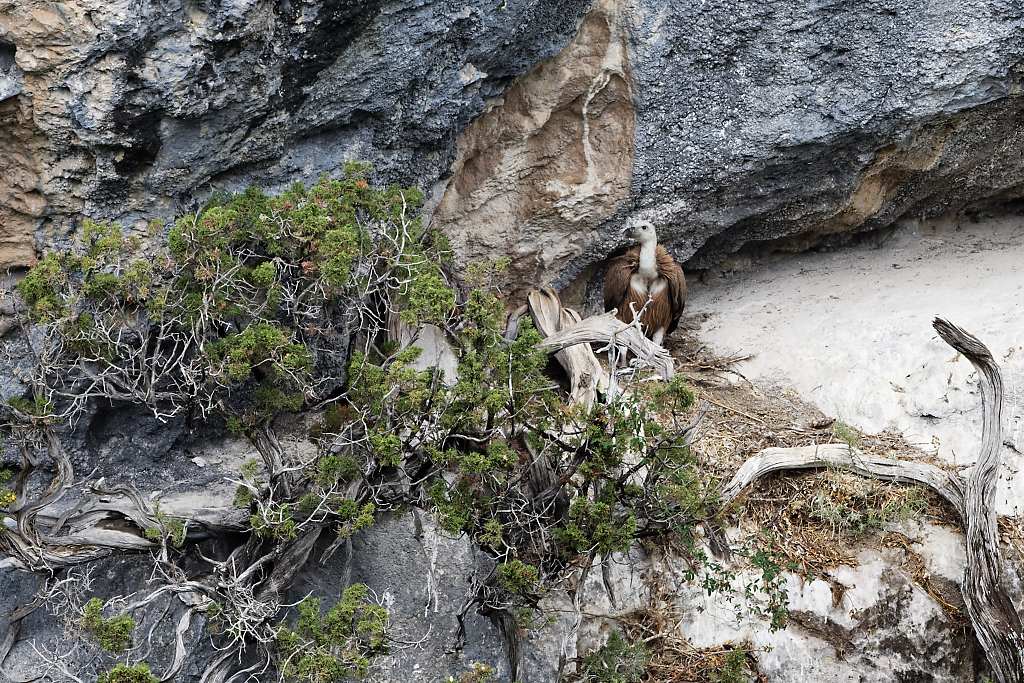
[535,309,674,380]
[527,288,608,409]
[721,443,966,515]
[721,318,1024,683]
[933,318,1024,683]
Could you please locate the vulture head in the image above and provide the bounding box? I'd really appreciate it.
[625,219,658,245]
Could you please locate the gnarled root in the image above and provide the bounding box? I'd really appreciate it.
[721,318,1024,683]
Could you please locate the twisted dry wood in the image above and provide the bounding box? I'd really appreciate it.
[721,443,966,515]
[721,318,1023,683]
[535,308,674,380]
[527,288,608,409]
[933,318,1024,683]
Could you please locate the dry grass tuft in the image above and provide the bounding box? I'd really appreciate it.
[656,333,963,579]
[615,604,765,683]
[998,516,1024,562]
[731,469,953,576]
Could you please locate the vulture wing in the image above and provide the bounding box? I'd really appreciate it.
[603,247,639,315]
[656,246,687,333]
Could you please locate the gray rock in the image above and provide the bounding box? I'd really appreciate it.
[0,0,590,268]
[620,0,1024,271]
[2,0,1022,680]
[0,555,217,683]
[433,0,1024,299]
[289,511,510,681]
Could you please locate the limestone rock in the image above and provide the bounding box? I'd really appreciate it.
[0,0,590,260]
[433,0,1024,297]
[432,0,635,299]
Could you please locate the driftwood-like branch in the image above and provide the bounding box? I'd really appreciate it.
[535,308,674,380]
[721,443,966,515]
[933,319,1024,683]
[722,318,1024,683]
[527,288,608,409]
[159,607,196,683]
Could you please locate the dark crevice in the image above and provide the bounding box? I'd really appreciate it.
[0,40,15,71]
[0,39,22,101]
[109,109,164,177]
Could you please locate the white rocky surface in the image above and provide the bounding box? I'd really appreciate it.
[649,215,1024,681]
[690,215,1024,515]
[539,532,973,681]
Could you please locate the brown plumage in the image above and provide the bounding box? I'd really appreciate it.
[603,221,687,345]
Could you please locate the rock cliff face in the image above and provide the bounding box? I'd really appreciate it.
[0,0,589,269]
[2,1,1024,681]
[436,0,1024,295]
[432,0,636,297]
[4,1,1023,286]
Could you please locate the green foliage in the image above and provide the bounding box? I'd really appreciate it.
[711,649,751,683]
[478,518,504,549]
[318,226,360,288]
[246,261,277,288]
[251,503,298,541]
[335,500,376,539]
[744,542,790,631]
[448,662,496,683]
[233,459,263,508]
[82,219,134,257]
[346,347,433,420]
[234,485,253,507]
[7,395,52,418]
[401,263,455,325]
[437,440,517,477]
[428,478,477,535]
[0,468,14,509]
[18,222,148,321]
[831,420,860,448]
[96,663,159,683]
[683,536,791,632]
[16,163,437,428]
[16,252,72,320]
[143,506,187,548]
[276,584,388,682]
[209,322,311,382]
[206,321,311,420]
[81,598,136,653]
[651,374,696,411]
[579,631,650,683]
[315,454,360,486]
[331,262,743,623]
[496,560,539,595]
[555,498,636,557]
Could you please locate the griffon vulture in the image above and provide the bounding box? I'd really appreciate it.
[603,220,687,346]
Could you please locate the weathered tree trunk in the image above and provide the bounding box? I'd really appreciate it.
[721,318,1024,683]
[532,302,673,380]
[933,319,1024,683]
[527,288,608,409]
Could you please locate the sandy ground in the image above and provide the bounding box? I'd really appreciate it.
[687,215,1024,515]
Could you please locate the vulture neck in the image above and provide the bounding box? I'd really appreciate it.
[637,238,659,281]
